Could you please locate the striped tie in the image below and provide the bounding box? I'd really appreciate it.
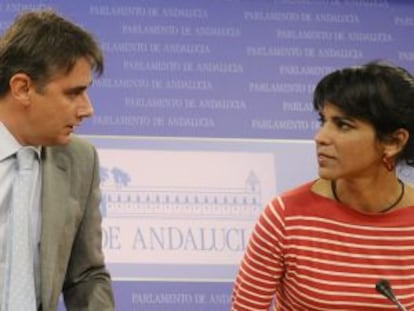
[2,147,37,311]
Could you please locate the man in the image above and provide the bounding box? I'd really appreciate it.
[0,10,114,311]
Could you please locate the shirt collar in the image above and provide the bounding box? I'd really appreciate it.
[0,122,42,161]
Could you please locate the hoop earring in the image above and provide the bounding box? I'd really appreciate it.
[382,155,395,171]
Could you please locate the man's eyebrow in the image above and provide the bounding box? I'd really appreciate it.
[63,86,86,93]
[63,82,92,93]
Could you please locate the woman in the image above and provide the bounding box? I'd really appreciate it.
[231,61,414,310]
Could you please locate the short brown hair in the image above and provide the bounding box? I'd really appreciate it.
[0,10,104,96]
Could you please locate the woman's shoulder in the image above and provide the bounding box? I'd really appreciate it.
[402,181,414,208]
[273,179,331,206]
[280,179,330,200]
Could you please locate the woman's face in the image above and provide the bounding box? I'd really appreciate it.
[314,102,384,180]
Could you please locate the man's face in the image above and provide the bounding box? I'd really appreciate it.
[26,57,94,146]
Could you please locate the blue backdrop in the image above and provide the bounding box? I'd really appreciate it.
[1,1,414,310]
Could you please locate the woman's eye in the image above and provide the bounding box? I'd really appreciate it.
[317,115,325,125]
[337,121,352,130]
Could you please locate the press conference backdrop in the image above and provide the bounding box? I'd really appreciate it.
[2,0,414,310]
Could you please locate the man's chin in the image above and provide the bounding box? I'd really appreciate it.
[59,133,73,145]
[43,133,73,146]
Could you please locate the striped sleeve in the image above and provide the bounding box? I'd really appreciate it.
[231,196,286,311]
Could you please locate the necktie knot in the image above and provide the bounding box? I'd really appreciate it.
[16,147,36,172]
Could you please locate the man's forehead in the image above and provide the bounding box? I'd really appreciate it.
[48,60,93,85]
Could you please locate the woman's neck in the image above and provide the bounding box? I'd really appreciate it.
[331,178,405,214]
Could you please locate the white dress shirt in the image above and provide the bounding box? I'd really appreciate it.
[0,122,42,306]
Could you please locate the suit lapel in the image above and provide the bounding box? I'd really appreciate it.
[40,147,70,308]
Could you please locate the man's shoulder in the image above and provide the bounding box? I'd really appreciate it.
[67,135,94,150]
[49,135,94,152]
[43,136,96,162]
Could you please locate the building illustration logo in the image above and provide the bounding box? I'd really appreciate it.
[99,166,262,220]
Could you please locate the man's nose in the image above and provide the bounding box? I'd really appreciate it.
[77,93,94,118]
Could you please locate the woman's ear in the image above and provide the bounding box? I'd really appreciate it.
[382,128,410,158]
[9,73,32,106]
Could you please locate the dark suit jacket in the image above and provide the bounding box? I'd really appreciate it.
[39,136,114,311]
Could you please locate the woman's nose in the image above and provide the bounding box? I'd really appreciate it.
[314,123,330,145]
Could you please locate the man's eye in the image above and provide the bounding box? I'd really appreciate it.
[67,91,82,98]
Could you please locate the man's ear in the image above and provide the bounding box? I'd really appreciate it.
[382,128,410,158]
[9,73,32,105]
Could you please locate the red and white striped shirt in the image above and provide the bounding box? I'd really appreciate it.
[232,181,414,311]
